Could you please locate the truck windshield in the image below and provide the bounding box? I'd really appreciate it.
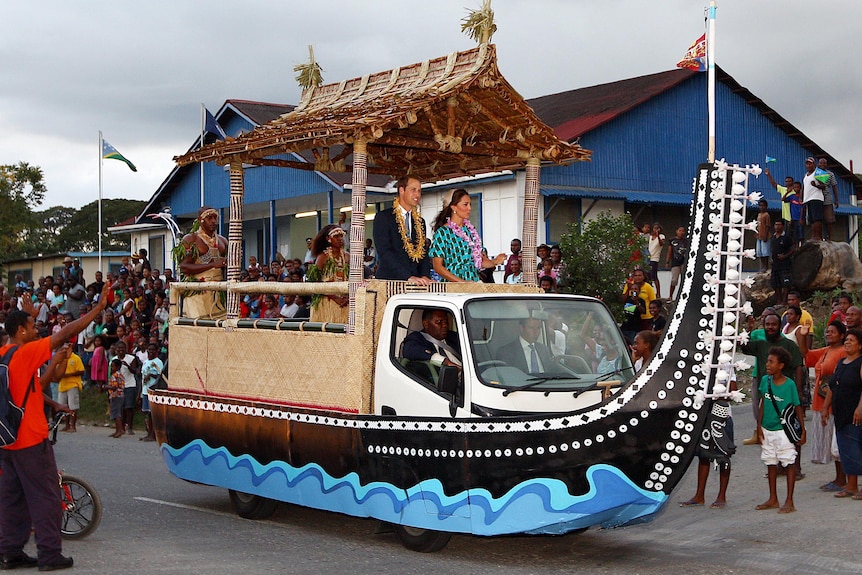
[464,297,634,393]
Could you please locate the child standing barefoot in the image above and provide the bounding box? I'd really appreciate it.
[680,365,737,509]
[107,358,125,438]
[756,347,806,513]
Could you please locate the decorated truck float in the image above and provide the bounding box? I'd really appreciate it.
[150,38,758,552]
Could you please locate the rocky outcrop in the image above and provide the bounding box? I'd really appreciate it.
[744,241,862,308]
[791,241,862,291]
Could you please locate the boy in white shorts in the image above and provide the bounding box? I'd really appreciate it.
[756,347,805,513]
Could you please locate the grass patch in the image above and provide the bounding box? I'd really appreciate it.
[78,385,142,430]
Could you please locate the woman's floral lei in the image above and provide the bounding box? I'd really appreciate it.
[447,218,483,269]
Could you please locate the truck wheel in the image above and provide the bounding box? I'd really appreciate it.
[228,490,278,520]
[392,524,452,552]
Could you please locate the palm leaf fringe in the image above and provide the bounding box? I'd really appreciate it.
[461,0,496,44]
[294,45,324,91]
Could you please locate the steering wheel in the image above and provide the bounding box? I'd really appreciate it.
[555,354,591,374]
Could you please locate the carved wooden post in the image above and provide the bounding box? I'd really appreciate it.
[226,162,245,319]
[521,156,540,285]
[347,138,368,334]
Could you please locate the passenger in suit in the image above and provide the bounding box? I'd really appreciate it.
[402,309,462,368]
[496,317,555,373]
[373,175,433,284]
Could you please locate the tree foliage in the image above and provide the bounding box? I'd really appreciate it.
[558,211,646,320]
[58,199,146,252]
[20,206,77,256]
[0,162,46,258]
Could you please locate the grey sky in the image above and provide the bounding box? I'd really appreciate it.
[2,0,859,209]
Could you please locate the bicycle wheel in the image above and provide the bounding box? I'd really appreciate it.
[59,474,103,539]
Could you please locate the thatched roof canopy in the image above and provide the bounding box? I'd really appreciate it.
[175,44,590,181]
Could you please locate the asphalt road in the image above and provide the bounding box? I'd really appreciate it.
[30,412,862,575]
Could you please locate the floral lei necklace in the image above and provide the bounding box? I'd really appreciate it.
[447,217,483,269]
[393,198,426,262]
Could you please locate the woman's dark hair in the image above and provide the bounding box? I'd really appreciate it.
[433,188,470,231]
[785,305,801,319]
[311,224,341,258]
[846,329,862,346]
[828,320,847,336]
[635,330,658,352]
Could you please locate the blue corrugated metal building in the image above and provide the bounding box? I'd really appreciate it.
[124,67,862,271]
[529,67,862,242]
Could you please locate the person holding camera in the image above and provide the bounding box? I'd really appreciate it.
[621,268,654,343]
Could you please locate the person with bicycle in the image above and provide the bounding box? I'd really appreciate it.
[0,282,111,571]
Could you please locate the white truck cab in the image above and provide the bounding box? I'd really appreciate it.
[374,293,633,418]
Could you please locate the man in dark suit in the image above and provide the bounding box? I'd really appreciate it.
[496,317,554,373]
[373,175,433,284]
[402,309,461,367]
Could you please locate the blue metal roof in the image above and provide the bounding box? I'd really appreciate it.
[538,73,859,215]
[541,186,693,206]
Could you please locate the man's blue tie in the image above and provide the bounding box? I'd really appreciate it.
[529,343,540,372]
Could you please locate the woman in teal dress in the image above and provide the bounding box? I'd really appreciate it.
[429,188,506,282]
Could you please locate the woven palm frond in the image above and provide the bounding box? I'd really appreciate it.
[294,45,324,90]
[461,0,496,44]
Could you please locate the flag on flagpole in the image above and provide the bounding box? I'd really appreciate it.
[204,108,227,141]
[102,139,137,172]
[676,34,707,71]
[765,155,777,164]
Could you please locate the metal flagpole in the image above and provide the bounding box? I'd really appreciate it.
[707,0,717,163]
[98,131,103,273]
[200,103,205,207]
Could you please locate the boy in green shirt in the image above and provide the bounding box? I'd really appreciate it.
[756,347,806,514]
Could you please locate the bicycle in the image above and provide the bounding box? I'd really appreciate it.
[49,413,103,539]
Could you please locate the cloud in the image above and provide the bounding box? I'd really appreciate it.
[2,0,860,210]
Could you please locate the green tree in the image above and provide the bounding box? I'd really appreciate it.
[0,162,45,260]
[558,211,646,321]
[18,206,77,257]
[59,199,146,252]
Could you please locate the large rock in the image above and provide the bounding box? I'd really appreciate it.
[791,241,862,291]
[744,241,862,309]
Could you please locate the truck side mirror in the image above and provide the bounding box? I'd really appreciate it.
[438,366,459,395]
[438,366,461,418]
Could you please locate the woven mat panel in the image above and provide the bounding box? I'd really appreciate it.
[170,325,368,412]
[206,328,366,410]
[167,325,208,395]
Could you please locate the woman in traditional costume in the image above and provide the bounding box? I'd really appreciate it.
[179,207,227,319]
[429,189,505,282]
[307,225,349,324]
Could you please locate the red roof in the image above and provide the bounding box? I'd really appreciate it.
[527,69,695,141]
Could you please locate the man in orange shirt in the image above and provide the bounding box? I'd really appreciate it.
[0,282,110,571]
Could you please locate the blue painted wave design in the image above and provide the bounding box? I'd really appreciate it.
[162,440,667,536]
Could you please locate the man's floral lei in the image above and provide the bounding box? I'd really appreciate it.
[393,198,426,262]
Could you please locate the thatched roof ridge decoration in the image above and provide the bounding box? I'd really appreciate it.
[294,45,324,93]
[461,0,497,45]
[175,43,591,181]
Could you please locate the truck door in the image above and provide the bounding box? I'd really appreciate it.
[374,306,471,418]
